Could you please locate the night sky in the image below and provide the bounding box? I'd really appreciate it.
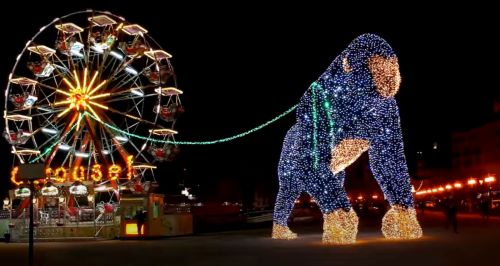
[0,2,497,201]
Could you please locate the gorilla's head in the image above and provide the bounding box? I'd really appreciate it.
[341,34,401,98]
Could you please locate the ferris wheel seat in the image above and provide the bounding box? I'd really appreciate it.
[91,41,113,53]
[25,95,37,108]
[156,103,184,122]
[3,130,31,145]
[90,33,116,53]
[27,61,55,77]
[4,114,32,121]
[119,41,148,57]
[121,24,148,35]
[144,50,172,61]
[89,15,117,26]
[55,23,84,33]
[11,149,40,155]
[148,145,179,162]
[27,45,56,56]
[8,93,37,112]
[58,41,84,57]
[143,67,172,84]
[132,164,157,170]
[9,93,27,108]
[9,77,37,86]
[149,128,178,136]
[104,203,114,213]
[155,87,183,96]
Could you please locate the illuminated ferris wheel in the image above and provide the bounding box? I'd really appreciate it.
[3,10,183,187]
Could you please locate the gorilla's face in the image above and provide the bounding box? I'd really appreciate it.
[368,55,401,98]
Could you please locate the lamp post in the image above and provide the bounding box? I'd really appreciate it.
[28,181,35,266]
[3,198,11,242]
[17,163,45,266]
[87,194,96,237]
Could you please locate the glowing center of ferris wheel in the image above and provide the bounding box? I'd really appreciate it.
[70,90,89,111]
[55,68,109,120]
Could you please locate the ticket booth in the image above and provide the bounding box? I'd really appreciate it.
[119,193,193,238]
[119,193,165,237]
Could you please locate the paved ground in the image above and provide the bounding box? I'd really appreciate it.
[1,211,499,266]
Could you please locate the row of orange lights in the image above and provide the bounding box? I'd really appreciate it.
[415,176,496,196]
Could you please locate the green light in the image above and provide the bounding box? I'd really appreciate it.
[87,104,298,145]
[311,82,319,169]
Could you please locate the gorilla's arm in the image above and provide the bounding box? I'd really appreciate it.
[367,99,413,207]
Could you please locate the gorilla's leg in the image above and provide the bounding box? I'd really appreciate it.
[368,135,422,239]
[272,178,301,240]
[308,170,358,244]
[272,125,303,240]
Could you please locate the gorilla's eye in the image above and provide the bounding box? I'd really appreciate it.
[342,57,352,73]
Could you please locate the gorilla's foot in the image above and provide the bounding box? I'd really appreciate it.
[322,208,359,244]
[272,223,297,240]
[382,205,423,239]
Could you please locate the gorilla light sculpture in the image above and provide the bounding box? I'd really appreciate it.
[272,34,422,244]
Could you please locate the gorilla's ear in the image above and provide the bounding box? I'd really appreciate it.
[342,56,352,73]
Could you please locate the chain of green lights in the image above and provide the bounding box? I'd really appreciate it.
[310,81,335,169]
[28,90,328,161]
[29,122,78,163]
[311,83,319,169]
[318,83,335,138]
[87,104,298,145]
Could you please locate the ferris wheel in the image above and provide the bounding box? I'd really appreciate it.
[3,10,183,187]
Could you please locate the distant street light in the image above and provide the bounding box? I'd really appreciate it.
[484,176,496,183]
[3,198,9,210]
[467,179,477,186]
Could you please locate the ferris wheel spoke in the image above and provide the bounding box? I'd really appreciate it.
[88,102,156,125]
[103,93,156,104]
[83,116,108,163]
[35,81,71,96]
[123,97,144,117]
[37,70,70,86]
[39,51,73,79]
[71,128,92,169]
[33,132,59,151]
[54,53,76,74]
[100,83,158,101]
[107,54,142,84]
[99,125,115,164]
[111,61,156,88]
[127,137,151,164]
[36,86,57,106]
[44,112,79,167]
[98,114,135,164]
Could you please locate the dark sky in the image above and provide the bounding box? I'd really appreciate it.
[0,2,497,200]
